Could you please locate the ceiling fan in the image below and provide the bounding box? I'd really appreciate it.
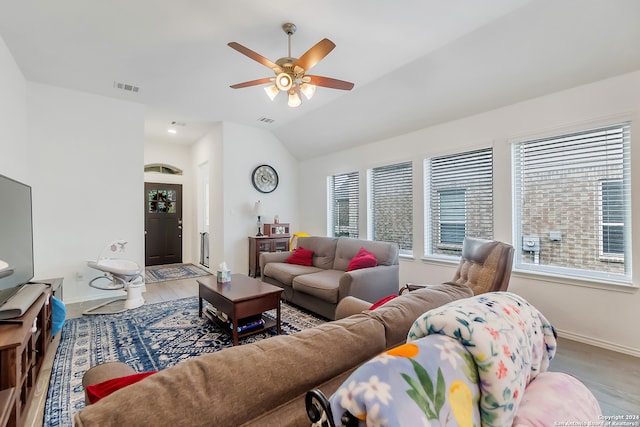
[228,23,354,107]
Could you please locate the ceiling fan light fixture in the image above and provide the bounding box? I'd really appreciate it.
[275,72,293,91]
[264,84,279,101]
[300,83,316,100]
[228,22,354,107]
[287,91,301,108]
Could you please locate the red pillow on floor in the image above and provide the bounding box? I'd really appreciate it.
[86,371,157,404]
[347,247,378,271]
[369,294,398,310]
[286,247,314,266]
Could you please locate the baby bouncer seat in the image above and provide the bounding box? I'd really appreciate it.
[84,240,145,315]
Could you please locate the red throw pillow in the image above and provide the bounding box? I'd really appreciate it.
[285,247,314,266]
[86,371,157,404]
[347,247,378,271]
[369,294,398,310]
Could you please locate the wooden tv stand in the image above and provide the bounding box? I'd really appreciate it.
[0,286,52,427]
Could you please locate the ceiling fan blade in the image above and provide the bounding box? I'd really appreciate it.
[228,42,282,73]
[293,38,336,72]
[230,77,274,89]
[306,75,354,91]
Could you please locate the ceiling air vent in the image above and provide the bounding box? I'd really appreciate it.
[113,81,140,93]
[258,117,275,124]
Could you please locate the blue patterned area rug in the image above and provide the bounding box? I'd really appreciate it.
[44,296,326,426]
[144,262,211,283]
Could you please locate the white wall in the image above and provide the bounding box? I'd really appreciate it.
[0,35,28,182]
[191,124,224,271]
[221,122,299,274]
[27,83,145,303]
[189,122,298,275]
[299,71,640,356]
[144,140,195,263]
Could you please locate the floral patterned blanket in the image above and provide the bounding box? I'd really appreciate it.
[328,292,557,427]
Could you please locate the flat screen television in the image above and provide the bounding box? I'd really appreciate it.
[0,174,34,306]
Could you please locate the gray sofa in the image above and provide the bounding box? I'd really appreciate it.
[75,283,473,427]
[259,236,400,319]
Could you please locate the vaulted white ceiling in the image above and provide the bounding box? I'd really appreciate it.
[1,0,639,160]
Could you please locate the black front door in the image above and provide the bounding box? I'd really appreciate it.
[145,183,183,266]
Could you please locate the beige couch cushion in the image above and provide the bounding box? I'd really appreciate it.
[297,236,338,269]
[263,263,323,286]
[74,314,386,427]
[292,269,344,303]
[332,237,399,271]
[242,368,358,426]
[367,282,474,348]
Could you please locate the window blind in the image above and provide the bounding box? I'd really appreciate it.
[328,172,359,238]
[368,162,413,254]
[425,148,494,256]
[513,123,631,282]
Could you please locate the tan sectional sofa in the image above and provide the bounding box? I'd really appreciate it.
[260,236,400,319]
[74,282,473,427]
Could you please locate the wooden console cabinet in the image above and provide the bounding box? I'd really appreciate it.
[0,286,52,427]
[248,236,290,277]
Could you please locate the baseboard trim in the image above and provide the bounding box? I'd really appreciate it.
[556,329,640,358]
[63,289,126,305]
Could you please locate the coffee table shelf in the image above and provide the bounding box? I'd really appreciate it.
[202,308,277,340]
[197,274,283,346]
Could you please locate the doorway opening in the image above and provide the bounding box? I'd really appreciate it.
[144,183,183,266]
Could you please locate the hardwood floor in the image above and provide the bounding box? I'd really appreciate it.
[32,279,640,424]
[551,337,640,415]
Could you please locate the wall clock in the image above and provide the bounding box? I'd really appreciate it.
[251,164,279,193]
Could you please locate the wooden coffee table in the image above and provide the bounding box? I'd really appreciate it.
[197,274,283,346]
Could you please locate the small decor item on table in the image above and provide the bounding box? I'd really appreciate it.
[254,200,264,236]
[217,262,231,283]
[263,223,290,237]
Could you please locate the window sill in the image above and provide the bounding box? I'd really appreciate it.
[512,269,638,294]
[420,255,460,266]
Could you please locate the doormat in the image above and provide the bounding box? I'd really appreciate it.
[145,263,211,284]
[43,296,326,426]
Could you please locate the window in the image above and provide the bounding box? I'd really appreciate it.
[368,162,413,254]
[513,123,631,283]
[425,148,493,257]
[439,189,466,245]
[600,180,624,257]
[328,172,359,238]
[144,163,183,175]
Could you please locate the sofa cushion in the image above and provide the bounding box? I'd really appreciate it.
[285,247,314,266]
[263,263,323,286]
[86,371,157,404]
[333,237,399,271]
[243,367,359,426]
[346,247,378,271]
[328,335,481,427]
[369,294,398,310]
[365,283,474,348]
[74,314,387,427]
[293,269,344,303]
[512,372,601,425]
[296,236,338,269]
